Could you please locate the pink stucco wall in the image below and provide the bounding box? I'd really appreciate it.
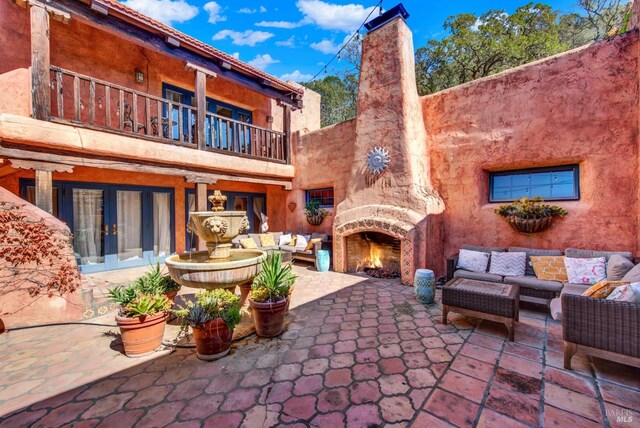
[295,30,640,277]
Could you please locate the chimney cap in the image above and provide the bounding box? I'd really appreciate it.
[364,3,409,33]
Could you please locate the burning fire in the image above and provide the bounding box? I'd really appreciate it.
[367,244,383,268]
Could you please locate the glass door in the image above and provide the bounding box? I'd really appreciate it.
[71,187,107,273]
[107,188,144,269]
[224,192,266,233]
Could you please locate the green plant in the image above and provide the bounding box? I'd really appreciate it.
[250,252,297,303]
[132,262,180,294]
[106,284,140,307]
[122,293,171,318]
[174,289,241,330]
[495,197,568,219]
[304,201,329,219]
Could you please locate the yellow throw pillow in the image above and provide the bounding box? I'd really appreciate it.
[530,256,568,281]
[290,235,297,246]
[305,238,322,251]
[582,281,629,299]
[259,233,275,247]
[240,238,258,249]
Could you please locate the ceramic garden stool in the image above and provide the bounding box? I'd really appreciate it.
[316,250,330,272]
[414,269,436,304]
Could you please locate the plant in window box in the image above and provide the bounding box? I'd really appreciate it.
[173,289,241,361]
[495,197,568,233]
[107,285,171,357]
[249,252,297,337]
[304,201,330,226]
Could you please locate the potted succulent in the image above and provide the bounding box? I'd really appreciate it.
[173,289,241,361]
[249,252,297,337]
[107,284,171,357]
[134,263,181,304]
[304,201,330,226]
[495,197,568,233]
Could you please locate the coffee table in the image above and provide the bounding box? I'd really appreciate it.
[442,278,520,341]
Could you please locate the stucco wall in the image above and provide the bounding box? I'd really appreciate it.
[0,2,31,117]
[423,32,640,266]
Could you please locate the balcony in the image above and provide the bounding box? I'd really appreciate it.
[47,66,290,164]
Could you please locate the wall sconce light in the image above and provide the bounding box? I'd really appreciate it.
[266,115,274,124]
[135,69,144,83]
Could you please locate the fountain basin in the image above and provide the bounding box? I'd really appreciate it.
[165,249,265,290]
[189,211,249,259]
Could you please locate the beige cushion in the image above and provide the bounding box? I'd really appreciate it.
[259,233,275,246]
[509,247,563,276]
[453,269,503,283]
[607,254,635,281]
[305,238,322,251]
[549,298,562,321]
[561,283,591,295]
[240,238,258,249]
[564,248,633,261]
[622,263,640,282]
[503,276,563,293]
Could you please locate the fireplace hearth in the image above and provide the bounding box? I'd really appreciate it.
[347,232,401,279]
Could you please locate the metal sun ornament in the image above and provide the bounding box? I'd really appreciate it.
[367,146,390,175]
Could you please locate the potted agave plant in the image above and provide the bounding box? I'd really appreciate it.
[106,284,171,357]
[304,201,330,226]
[174,289,241,361]
[133,262,181,304]
[249,251,297,337]
[495,197,568,234]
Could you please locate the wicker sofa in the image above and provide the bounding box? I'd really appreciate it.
[446,245,635,305]
[562,292,640,369]
[232,232,330,263]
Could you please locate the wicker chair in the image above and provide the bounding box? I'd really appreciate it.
[562,293,640,369]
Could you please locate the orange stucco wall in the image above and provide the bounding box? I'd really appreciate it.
[295,31,640,277]
[0,168,289,254]
[0,2,31,116]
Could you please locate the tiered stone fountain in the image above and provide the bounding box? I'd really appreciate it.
[165,190,265,303]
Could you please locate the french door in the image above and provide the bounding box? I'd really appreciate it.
[21,180,174,273]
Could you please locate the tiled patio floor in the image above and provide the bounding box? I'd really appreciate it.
[1,265,639,427]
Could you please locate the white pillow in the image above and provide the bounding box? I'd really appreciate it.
[489,251,526,277]
[295,235,309,249]
[456,249,490,273]
[278,234,292,246]
[564,257,606,285]
[606,282,640,303]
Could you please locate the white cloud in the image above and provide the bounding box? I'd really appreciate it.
[310,39,340,54]
[296,0,380,32]
[121,0,198,25]
[280,70,313,82]
[238,7,255,14]
[203,1,226,24]
[276,36,296,47]
[255,20,305,29]
[247,54,280,70]
[212,29,274,46]
[232,52,240,59]
[259,5,267,12]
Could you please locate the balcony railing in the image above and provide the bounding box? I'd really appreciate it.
[48,66,289,163]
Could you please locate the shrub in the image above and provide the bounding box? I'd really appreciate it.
[174,289,241,330]
[495,197,567,219]
[250,252,296,303]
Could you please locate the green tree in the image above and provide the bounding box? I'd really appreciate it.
[303,74,358,127]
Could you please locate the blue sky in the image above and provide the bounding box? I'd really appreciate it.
[122,0,582,83]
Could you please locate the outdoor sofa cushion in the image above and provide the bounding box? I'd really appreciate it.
[550,283,587,321]
[606,283,640,303]
[489,251,526,277]
[530,256,568,281]
[606,254,635,281]
[564,248,633,261]
[453,269,503,283]
[239,238,258,249]
[564,257,606,285]
[622,263,640,282]
[503,275,563,293]
[456,249,490,272]
[509,247,563,276]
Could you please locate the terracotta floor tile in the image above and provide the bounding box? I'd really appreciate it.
[544,366,596,397]
[409,411,455,427]
[544,382,603,423]
[466,333,504,351]
[503,341,543,363]
[543,405,603,428]
[498,353,542,378]
[603,402,638,428]
[485,384,540,426]
[476,409,530,428]
[424,389,480,427]
[438,370,488,403]
[449,355,495,381]
[599,381,640,409]
[491,368,541,397]
[459,343,501,365]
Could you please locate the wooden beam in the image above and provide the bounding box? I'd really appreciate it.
[9,159,74,173]
[194,182,208,251]
[0,146,294,190]
[194,70,207,150]
[185,62,217,79]
[283,105,292,165]
[34,170,53,214]
[30,4,51,121]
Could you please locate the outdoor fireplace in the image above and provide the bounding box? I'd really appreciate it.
[347,232,401,279]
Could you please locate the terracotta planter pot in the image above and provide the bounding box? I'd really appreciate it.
[163,290,179,305]
[506,215,554,234]
[116,311,168,357]
[249,298,288,337]
[192,318,234,361]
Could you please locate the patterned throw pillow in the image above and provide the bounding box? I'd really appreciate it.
[295,235,309,249]
[240,238,258,249]
[456,249,490,273]
[606,282,640,303]
[488,251,527,277]
[305,238,322,251]
[564,257,606,285]
[278,234,292,246]
[259,233,275,247]
[530,256,568,281]
[582,281,629,299]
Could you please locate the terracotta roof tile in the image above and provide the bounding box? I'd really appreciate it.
[99,0,305,96]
